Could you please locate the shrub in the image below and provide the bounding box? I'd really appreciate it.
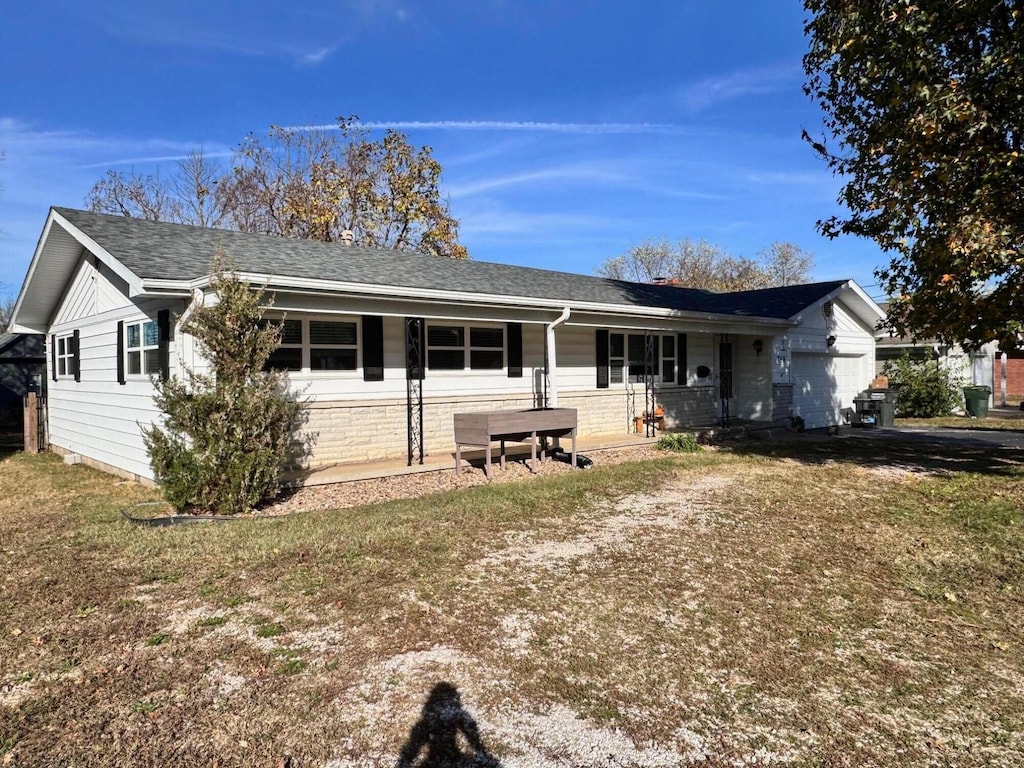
[142,255,305,515]
[656,432,702,453]
[883,352,961,418]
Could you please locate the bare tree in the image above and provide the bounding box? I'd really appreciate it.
[86,168,176,221]
[86,150,228,226]
[0,294,17,334]
[759,241,814,287]
[597,239,811,292]
[168,151,227,228]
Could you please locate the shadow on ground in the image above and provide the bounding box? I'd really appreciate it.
[395,682,502,768]
[729,433,1024,477]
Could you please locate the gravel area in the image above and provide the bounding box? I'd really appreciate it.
[262,444,673,516]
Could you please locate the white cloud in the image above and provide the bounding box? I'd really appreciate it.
[297,45,340,66]
[447,165,632,198]
[680,62,800,113]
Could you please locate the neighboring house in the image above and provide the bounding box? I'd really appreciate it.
[0,331,46,435]
[10,207,884,482]
[1001,352,1024,402]
[875,303,999,406]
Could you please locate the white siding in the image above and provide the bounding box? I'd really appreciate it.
[48,276,184,480]
[779,294,879,430]
[52,260,131,326]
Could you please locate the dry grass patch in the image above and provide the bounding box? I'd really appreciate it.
[1,441,1022,767]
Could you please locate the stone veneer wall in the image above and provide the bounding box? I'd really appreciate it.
[300,386,725,468]
[772,384,794,426]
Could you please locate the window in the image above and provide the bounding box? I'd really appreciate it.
[262,318,359,373]
[125,321,160,376]
[610,333,625,384]
[662,335,676,383]
[264,319,302,371]
[607,333,675,385]
[56,335,75,378]
[470,326,504,370]
[309,320,357,371]
[427,323,505,371]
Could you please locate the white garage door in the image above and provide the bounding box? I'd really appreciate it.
[792,353,868,429]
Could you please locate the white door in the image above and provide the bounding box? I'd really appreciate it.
[792,353,867,429]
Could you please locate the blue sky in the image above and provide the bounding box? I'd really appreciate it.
[0,0,889,304]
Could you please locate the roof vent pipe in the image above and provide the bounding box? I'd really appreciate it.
[340,230,355,245]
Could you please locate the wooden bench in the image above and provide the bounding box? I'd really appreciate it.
[453,408,578,479]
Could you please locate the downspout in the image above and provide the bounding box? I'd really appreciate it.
[175,288,205,371]
[545,306,571,407]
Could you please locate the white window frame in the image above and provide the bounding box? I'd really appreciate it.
[609,332,676,387]
[308,318,360,373]
[124,320,160,378]
[56,334,75,379]
[426,322,506,373]
[263,316,361,375]
[662,335,677,386]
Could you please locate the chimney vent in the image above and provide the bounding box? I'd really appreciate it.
[652,276,667,285]
[340,230,355,246]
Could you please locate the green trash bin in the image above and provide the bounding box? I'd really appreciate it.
[963,385,991,418]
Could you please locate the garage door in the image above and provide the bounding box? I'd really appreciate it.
[791,353,868,429]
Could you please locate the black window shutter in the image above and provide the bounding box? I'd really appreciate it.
[51,335,57,381]
[677,333,687,385]
[157,309,171,382]
[507,322,523,378]
[72,330,81,382]
[596,329,609,389]
[362,315,384,381]
[116,321,126,385]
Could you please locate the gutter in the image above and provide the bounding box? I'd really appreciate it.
[546,307,571,407]
[140,274,797,328]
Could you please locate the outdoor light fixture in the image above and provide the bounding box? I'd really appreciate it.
[827,335,837,348]
[752,339,763,356]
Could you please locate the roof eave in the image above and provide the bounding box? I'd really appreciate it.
[148,272,797,328]
[10,209,148,333]
[51,209,146,296]
[789,279,887,329]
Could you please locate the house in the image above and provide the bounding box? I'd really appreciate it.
[9,207,885,482]
[0,331,46,439]
[875,303,1001,407]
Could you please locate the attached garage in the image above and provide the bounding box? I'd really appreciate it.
[792,353,872,428]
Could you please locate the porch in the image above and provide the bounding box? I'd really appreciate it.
[288,419,760,487]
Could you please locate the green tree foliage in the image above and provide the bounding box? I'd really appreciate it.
[87,116,468,259]
[883,352,961,417]
[596,239,814,291]
[803,1,1023,351]
[142,256,305,515]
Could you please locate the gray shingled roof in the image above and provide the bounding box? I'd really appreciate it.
[55,207,846,320]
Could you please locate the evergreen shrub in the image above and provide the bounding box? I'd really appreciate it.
[143,255,306,514]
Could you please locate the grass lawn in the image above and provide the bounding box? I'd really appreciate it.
[1,437,1022,767]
